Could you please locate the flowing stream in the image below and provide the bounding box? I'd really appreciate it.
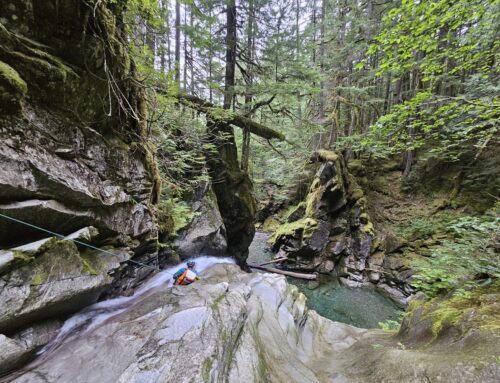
[6,234,400,380]
[4,256,235,380]
[248,232,402,328]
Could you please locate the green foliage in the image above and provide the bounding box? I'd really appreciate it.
[361,0,500,161]
[370,0,499,81]
[411,205,500,297]
[378,319,401,332]
[158,197,199,237]
[361,91,500,161]
[399,211,459,241]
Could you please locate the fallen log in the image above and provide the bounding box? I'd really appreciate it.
[248,264,317,280]
[175,93,286,141]
[259,257,288,266]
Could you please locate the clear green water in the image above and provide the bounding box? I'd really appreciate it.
[248,232,402,329]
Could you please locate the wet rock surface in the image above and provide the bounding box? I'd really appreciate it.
[0,2,158,373]
[3,264,498,383]
[0,236,131,333]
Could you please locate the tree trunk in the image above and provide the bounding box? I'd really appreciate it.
[241,0,255,172]
[248,265,317,280]
[190,8,194,95]
[383,73,391,113]
[183,3,188,91]
[174,0,181,85]
[208,6,214,103]
[175,93,285,140]
[166,1,171,71]
[224,0,237,110]
[295,0,302,129]
[318,0,326,121]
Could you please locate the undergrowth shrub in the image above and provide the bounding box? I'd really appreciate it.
[411,203,499,297]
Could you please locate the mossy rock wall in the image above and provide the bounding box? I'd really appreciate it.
[0,0,158,245]
[269,151,380,282]
[0,0,159,362]
[0,237,131,333]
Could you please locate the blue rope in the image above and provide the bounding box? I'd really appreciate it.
[0,212,159,270]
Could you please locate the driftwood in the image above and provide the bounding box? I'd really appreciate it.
[259,257,288,266]
[175,93,285,141]
[248,264,317,280]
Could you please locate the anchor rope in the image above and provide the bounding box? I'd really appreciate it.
[0,212,162,271]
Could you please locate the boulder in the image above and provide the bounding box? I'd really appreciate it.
[11,318,63,352]
[0,335,31,375]
[173,185,227,258]
[0,238,130,333]
[0,227,99,275]
[270,152,377,283]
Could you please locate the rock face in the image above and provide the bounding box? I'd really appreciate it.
[0,236,130,333]
[0,0,158,364]
[173,183,227,258]
[0,0,157,247]
[5,264,498,383]
[269,151,382,288]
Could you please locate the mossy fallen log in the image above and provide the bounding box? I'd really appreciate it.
[259,257,288,266]
[175,93,286,141]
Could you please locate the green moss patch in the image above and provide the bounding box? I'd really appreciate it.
[269,218,318,246]
[316,149,339,162]
[408,280,500,341]
[0,60,27,94]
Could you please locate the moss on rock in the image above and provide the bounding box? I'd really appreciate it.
[304,179,322,217]
[262,216,280,233]
[402,280,500,345]
[0,60,27,94]
[0,59,27,111]
[269,218,318,246]
[283,202,306,223]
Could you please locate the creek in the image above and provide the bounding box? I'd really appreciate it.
[5,233,399,381]
[2,256,235,381]
[248,232,402,328]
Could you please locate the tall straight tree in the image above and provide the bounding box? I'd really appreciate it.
[175,0,181,85]
[241,0,255,172]
[224,0,237,110]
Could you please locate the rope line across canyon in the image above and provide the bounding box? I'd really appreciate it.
[0,212,161,272]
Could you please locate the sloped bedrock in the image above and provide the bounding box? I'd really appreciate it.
[0,236,131,334]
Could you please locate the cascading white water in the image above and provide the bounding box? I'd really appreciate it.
[38,256,235,356]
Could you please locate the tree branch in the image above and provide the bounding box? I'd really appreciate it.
[172,92,286,141]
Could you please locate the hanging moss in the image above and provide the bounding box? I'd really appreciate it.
[283,202,306,223]
[305,179,322,217]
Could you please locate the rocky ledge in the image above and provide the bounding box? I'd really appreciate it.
[4,264,498,383]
